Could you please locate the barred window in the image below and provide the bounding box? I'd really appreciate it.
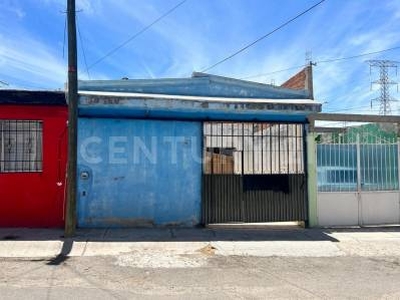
[0,120,43,173]
[204,122,304,175]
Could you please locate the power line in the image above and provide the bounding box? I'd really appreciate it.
[87,0,188,70]
[2,53,87,84]
[241,45,400,80]
[317,46,400,64]
[325,104,373,113]
[77,16,90,79]
[61,10,82,57]
[200,0,327,73]
[0,69,63,90]
[0,81,52,90]
[241,64,306,80]
[62,14,67,59]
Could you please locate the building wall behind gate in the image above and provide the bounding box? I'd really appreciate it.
[77,118,202,227]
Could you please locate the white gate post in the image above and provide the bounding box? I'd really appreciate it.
[307,131,318,227]
[397,139,400,224]
[356,134,362,226]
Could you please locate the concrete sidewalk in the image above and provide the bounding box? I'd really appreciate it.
[1,227,400,259]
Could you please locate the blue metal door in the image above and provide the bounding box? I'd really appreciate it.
[77,118,202,227]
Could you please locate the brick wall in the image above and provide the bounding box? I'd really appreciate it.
[280,65,314,99]
[281,68,307,90]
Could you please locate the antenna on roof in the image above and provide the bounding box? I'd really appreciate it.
[305,51,312,65]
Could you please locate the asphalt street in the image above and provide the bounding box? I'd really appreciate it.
[1,227,400,299]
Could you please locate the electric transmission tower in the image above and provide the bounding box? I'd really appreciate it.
[366,60,399,115]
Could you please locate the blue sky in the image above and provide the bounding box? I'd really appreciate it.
[0,0,399,114]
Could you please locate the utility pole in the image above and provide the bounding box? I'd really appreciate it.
[65,0,78,237]
[367,60,399,115]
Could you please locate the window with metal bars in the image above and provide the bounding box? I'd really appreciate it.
[203,122,304,175]
[0,120,43,173]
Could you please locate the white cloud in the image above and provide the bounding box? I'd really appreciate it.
[88,0,256,78]
[0,0,26,19]
[0,32,67,88]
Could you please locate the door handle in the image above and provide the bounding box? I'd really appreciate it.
[80,171,90,180]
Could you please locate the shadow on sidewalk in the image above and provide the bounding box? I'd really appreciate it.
[2,225,399,244]
[47,239,73,265]
[0,226,349,243]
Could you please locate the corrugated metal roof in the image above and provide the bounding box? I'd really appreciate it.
[78,72,311,100]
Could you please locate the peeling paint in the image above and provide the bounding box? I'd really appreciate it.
[77,119,202,228]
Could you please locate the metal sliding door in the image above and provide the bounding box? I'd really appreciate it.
[203,122,307,224]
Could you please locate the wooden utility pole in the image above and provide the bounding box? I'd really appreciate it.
[65,0,78,237]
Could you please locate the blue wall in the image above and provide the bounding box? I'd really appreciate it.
[77,118,202,227]
[79,94,321,123]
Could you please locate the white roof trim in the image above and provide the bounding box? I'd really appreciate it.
[79,90,319,105]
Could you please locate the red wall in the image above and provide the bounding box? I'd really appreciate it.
[0,105,68,227]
